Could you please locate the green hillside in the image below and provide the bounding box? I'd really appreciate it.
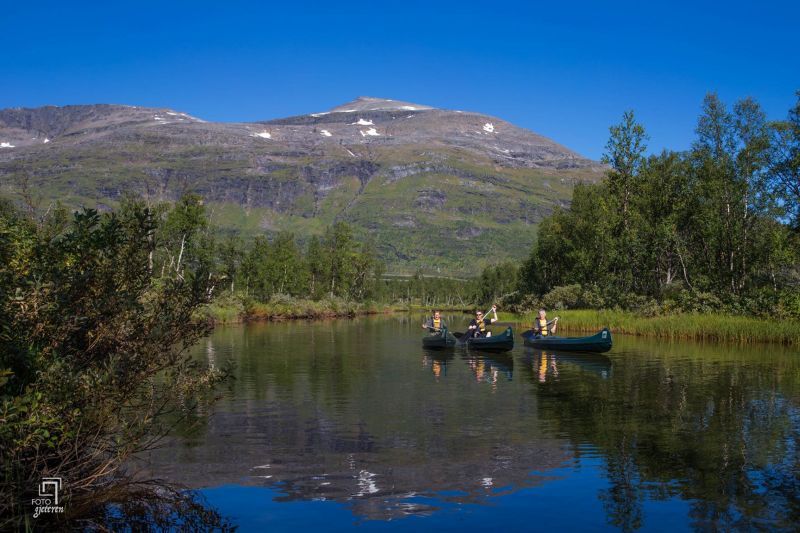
[0,98,603,275]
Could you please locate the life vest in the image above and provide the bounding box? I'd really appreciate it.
[475,317,486,332]
[432,317,441,329]
[536,317,549,336]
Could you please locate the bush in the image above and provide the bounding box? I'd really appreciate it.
[0,205,231,529]
[778,290,800,319]
[579,284,607,309]
[541,284,583,310]
[502,293,540,313]
[669,290,724,314]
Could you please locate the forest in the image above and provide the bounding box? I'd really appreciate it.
[496,92,800,320]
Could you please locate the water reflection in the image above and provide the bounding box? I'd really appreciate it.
[142,316,800,530]
[522,350,613,383]
[463,352,514,388]
[421,350,453,381]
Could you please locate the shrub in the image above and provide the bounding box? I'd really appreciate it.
[0,205,231,530]
[579,284,607,309]
[541,284,583,310]
[778,290,800,319]
[669,290,724,314]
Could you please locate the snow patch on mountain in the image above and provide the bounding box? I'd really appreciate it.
[0,142,14,148]
[320,129,332,137]
[352,118,374,126]
[360,128,380,137]
[253,130,271,139]
[483,123,495,133]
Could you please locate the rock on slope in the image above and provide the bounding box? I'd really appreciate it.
[0,97,603,274]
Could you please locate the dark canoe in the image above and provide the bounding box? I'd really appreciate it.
[422,327,456,349]
[521,328,612,353]
[455,327,514,352]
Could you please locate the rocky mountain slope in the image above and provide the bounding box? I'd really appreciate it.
[0,97,603,274]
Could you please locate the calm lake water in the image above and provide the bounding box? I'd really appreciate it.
[142,314,800,531]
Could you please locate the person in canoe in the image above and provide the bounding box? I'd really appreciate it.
[422,310,445,332]
[532,308,559,338]
[468,305,498,338]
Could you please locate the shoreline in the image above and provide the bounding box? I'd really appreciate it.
[203,297,468,325]
[501,310,800,346]
[203,300,800,345]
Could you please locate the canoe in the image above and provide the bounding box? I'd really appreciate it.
[422,327,456,349]
[455,327,514,352]
[522,328,612,353]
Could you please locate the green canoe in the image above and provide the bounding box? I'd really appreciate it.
[521,328,612,353]
[422,327,456,349]
[454,327,514,352]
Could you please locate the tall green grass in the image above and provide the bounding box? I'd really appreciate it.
[501,310,800,346]
[202,294,398,324]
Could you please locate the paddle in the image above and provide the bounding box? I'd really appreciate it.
[422,312,445,334]
[522,317,560,339]
[455,305,499,340]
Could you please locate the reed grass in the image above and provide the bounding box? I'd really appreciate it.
[203,294,397,324]
[501,310,800,345]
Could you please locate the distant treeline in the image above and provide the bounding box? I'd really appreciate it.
[488,92,800,318]
[116,195,478,309]
[147,195,493,308]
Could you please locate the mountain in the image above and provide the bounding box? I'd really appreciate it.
[0,97,604,274]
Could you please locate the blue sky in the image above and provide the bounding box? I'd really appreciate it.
[2,0,798,159]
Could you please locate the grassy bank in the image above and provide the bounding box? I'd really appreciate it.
[205,300,800,345]
[203,294,471,324]
[501,310,800,345]
[203,294,410,324]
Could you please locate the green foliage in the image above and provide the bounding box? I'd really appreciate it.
[237,222,383,303]
[241,233,309,299]
[379,273,474,309]
[516,92,800,316]
[240,294,387,321]
[0,200,231,529]
[541,284,583,310]
[768,90,800,229]
[474,261,519,304]
[503,309,800,345]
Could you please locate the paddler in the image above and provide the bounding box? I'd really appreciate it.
[532,308,558,337]
[468,305,498,338]
[422,310,445,332]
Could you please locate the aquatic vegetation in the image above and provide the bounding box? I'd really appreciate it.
[504,309,800,345]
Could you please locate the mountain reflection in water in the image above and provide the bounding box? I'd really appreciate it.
[141,315,800,530]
